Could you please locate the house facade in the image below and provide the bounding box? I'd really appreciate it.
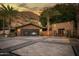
[51,21,73,36]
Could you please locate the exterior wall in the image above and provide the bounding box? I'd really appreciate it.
[41,31,52,36]
[51,21,73,36]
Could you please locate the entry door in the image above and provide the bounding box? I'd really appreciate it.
[58,29,65,36]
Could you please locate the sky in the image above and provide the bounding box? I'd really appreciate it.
[1,3,56,15]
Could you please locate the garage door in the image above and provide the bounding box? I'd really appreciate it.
[21,29,39,36]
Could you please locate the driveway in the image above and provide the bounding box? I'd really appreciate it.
[0,36,75,56]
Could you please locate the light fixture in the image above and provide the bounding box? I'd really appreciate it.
[17,29,21,32]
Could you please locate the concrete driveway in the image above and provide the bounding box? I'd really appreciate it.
[0,36,75,56]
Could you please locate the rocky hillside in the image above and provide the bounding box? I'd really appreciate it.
[11,11,42,27]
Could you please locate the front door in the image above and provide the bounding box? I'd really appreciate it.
[58,29,65,36]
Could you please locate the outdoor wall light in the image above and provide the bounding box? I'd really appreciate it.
[17,29,21,32]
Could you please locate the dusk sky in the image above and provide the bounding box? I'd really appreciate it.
[1,3,56,15]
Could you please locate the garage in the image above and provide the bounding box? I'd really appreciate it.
[16,23,42,36]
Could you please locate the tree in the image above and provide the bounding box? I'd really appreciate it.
[40,7,61,35]
[0,4,19,36]
[40,8,61,27]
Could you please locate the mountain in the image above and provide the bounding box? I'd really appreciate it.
[19,11,39,20]
[11,11,41,28]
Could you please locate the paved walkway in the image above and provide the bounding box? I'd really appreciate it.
[0,36,75,56]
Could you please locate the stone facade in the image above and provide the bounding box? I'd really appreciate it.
[51,21,73,36]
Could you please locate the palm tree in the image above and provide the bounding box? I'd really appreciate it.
[0,4,19,36]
